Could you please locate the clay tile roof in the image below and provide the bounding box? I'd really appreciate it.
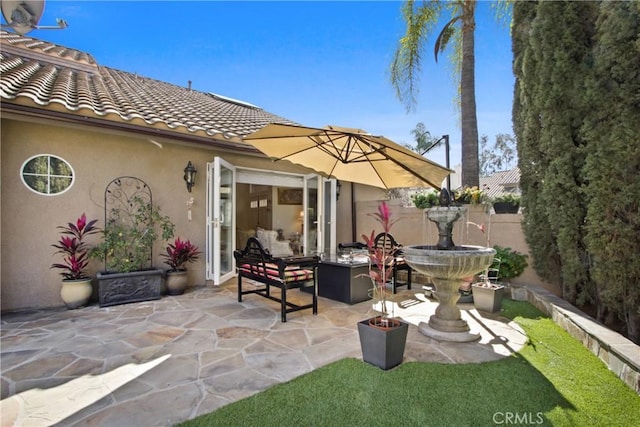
[0,31,295,143]
[480,167,521,199]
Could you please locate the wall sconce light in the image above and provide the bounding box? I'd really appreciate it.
[336,180,342,200]
[183,161,197,192]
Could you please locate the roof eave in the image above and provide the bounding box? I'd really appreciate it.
[1,102,262,154]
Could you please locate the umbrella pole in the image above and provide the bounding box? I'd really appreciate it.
[351,182,357,242]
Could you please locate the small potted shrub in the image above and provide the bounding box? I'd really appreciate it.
[51,213,99,309]
[492,194,521,214]
[162,237,200,295]
[472,246,528,313]
[453,186,487,205]
[411,189,440,209]
[493,245,528,283]
[358,201,409,370]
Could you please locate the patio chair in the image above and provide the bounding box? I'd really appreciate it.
[478,257,501,284]
[373,232,412,294]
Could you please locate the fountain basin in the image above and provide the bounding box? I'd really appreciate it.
[402,245,496,280]
[424,206,466,224]
[403,245,496,342]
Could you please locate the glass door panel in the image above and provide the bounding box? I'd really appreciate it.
[323,179,337,256]
[303,175,319,255]
[206,157,236,284]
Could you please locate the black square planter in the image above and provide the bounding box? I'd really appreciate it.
[357,317,409,370]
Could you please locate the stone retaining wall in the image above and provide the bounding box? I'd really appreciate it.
[510,285,640,394]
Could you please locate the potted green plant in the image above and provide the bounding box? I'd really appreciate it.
[492,245,528,283]
[358,201,409,370]
[471,261,505,313]
[453,186,487,205]
[162,237,200,295]
[411,189,440,209]
[90,177,175,307]
[51,213,99,309]
[492,193,521,214]
[472,246,528,312]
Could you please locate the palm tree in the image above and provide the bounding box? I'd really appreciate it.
[391,0,506,188]
[410,122,443,155]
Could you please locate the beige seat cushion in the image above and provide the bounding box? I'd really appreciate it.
[256,227,293,256]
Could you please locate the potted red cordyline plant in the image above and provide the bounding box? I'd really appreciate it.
[357,201,409,370]
[161,237,200,295]
[51,213,99,309]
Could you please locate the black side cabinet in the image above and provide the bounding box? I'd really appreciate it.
[302,259,371,304]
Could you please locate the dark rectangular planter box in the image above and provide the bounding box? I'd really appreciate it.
[358,318,409,370]
[97,269,163,307]
[472,284,505,313]
[493,202,519,214]
[302,259,371,304]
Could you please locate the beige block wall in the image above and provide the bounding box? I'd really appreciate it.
[350,198,560,296]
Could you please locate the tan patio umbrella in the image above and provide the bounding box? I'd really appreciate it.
[244,123,452,189]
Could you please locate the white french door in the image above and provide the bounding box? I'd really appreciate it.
[206,157,236,284]
[302,175,319,255]
[302,175,337,256]
[323,178,337,257]
[206,163,337,280]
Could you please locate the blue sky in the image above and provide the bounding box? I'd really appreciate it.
[17,1,514,168]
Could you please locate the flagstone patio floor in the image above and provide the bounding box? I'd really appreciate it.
[1,280,527,426]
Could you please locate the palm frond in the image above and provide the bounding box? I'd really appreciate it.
[434,16,461,63]
[390,0,442,112]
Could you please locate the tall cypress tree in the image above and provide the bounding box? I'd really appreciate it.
[583,2,640,342]
[512,1,564,291]
[514,1,599,304]
[538,1,597,304]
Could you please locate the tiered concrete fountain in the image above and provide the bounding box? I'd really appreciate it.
[403,189,496,342]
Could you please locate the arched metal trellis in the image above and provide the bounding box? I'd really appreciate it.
[103,176,154,271]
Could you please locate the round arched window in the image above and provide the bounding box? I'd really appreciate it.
[21,154,75,195]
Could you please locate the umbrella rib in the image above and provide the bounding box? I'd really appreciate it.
[360,143,442,189]
[319,131,353,162]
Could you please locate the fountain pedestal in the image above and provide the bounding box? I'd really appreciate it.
[403,203,495,342]
[419,278,481,342]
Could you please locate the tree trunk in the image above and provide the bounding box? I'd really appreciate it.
[460,0,479,188]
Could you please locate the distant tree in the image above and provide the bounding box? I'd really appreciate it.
[391,0,511,188]
[410,122,444,155]
[479,133,517,177]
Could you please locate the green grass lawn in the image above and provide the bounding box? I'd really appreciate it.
[178,300,640,427]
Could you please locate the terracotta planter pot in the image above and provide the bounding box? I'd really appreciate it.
[165,270,188,295]
[60,278,93,309]
[357,317,409,370]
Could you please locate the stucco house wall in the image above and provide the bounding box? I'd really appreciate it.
[0,30,335,311]
[0,117,323,311]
